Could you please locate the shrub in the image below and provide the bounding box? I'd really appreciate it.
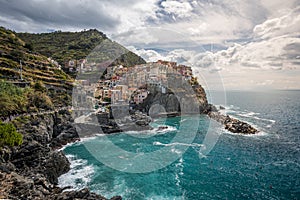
[33,81,46,92]
[0,81,27,116]
[26,90,54,110]
[0,121,23,147]
[24,43,34,51]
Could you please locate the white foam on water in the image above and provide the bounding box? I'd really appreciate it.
[153,141,204,147]
[220,105,276,132]
[156,126,177,134]
[80,136,98,142]
[222,105,276,126]
[124,125,177,138]
[95,133,107,137]
[58,136,100,151]
[223,129,269,137]
[180,118,187,123]
[58,154,95,191]
[58,142,77,151]
[175,157,184,187]
[237,112,276,124]
[148,195,185,200]
[171,147,182,155]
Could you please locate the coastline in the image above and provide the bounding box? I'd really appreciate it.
[0,106,258,199]
[0,109,122,200]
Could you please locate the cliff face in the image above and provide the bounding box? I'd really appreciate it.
[136,83,210,116]
[0,111,119,199]
[0,111,70,197]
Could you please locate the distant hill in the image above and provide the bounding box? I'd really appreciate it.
[17,29,146,73]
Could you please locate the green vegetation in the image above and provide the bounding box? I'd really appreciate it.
[17,29,146,74]
[17,29,107,65]
[0,121,23,147]
[0,81,28,116]
[0,26,74,86]
[0,27,74,111]
[0,81,54,117]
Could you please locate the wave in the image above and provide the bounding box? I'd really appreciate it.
[153,141,204,147]
[220,105,276,130]
[237,112,275,123]
[217,104,275,128]
[58,154,94,190]
[58,142,78,151]
[125,126,177,136]
[180,118,187,123]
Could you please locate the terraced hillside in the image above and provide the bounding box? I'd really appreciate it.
[17,29,146,74]
[0,27,74,116]
[0,27,73,88]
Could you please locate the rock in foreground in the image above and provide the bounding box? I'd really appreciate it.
[0,111,122,200]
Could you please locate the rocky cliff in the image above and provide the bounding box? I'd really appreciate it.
[135,82,212,116]
[134,81,258,134]
[0,110,121,200]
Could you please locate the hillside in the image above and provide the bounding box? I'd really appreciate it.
[0,27,75,117]
[0,27,73,85]
[17,29,146,74]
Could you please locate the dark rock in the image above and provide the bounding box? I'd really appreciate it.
[208,111,258,134]
[0,164,11,173]
[53,188,107,200]
[0,110,115,199]
[110,196,122,200]
[43,151,70,185]
[219,105,225,110]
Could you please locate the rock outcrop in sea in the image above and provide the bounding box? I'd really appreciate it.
[208,111,258,134]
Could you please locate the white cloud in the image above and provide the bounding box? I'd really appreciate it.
[160,0,194,19]
[127,46,165,62]
[128,5,300,89]
[253,6,300,39]
[259,0,299,17]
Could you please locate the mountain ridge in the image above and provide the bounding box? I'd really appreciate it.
[17,29,146,75]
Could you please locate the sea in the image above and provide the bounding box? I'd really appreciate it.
[58,90,300,199]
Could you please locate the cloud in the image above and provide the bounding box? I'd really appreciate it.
[160,0,194,19]
[127,46,165,62]
[0,0,121,32]
[253,6,300,39]
[0,0,160,33]
[112,0,296,47]
[128,5,300,89]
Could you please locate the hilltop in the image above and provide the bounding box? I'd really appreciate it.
[17,29,146,75]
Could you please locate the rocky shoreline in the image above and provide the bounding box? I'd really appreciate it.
[0,110,121,200]
[0,106,258,199]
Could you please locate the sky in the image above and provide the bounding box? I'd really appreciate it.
[0,0,299,90]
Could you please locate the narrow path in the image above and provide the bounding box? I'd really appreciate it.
[1,107,71,123]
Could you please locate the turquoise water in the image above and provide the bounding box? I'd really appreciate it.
[59,90,300,199]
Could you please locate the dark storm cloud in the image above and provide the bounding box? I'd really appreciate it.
[0,0,121,32]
